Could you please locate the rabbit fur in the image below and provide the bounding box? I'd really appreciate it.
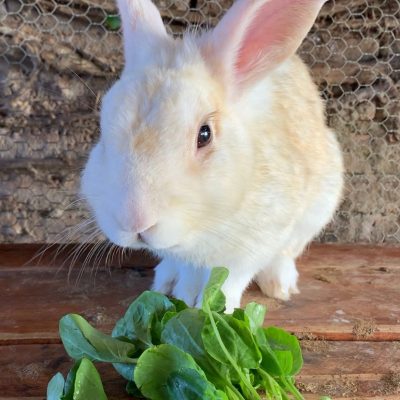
[81,0,343,312]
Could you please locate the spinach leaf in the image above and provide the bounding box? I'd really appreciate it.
[61,359,81,400]
[202,311,261,399]
[257,369,283,400]
[274,350,294,376]
[169,297,189,312]
[264,327,303,376]
[223,314,262,369]
[112,291,175,348]
[232,308,246,321]
[202,267,229,312]
[111,291,176,380]
[225,385,245,400]
[73,358,108,400]
[255,327,284,376]
[134,343,218,400]
[59,314,136,364]
[255,327,304,399]
[161,308,229,389]
[50,359,108,400]
[160,310,177,330]
[166,368,228,400]
[201,268,262,399]
[47,372,64,400]
[245,302,266,334]
[162,308,207,362]
[203,312,260,370]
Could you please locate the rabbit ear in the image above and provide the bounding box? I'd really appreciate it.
[203,0,325,91]
[117,0,168,71]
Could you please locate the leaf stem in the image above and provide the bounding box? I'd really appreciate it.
[281,377,304,400]
[226,382,246,400]
[206,305,261,400]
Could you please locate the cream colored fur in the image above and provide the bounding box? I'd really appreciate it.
[81,0,343,312]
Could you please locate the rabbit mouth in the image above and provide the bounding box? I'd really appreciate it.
[137,232,148,246]
[137,234,181,252]
[137,232,178,250]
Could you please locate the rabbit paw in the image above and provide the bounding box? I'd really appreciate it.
[152,258,210,307]
[255,256,299,301]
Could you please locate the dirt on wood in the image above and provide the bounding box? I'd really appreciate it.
[379,371,400,395]
[297,332,330,353]
[352,318,377,339]
[297,376,358,398]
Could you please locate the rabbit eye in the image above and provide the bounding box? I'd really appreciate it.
[197,124,212,148]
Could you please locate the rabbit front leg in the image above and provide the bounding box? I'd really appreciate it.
[255,254,299,301]
[222,268,257,313]
[172,264,211,307]
[152,257,252,312]
[152,257,210,307]
[152,256,178,295]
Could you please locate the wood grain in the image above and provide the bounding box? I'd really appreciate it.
[1,244,399,398]
[2,244,399,343]
[1,341,399,399]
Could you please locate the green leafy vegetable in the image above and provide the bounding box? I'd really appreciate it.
[203,313,260,371]
[264,326,303,376]
[111,290,176,380]
[47,267,312,400]
[165,368,228,400]
[162,308,208,363]
[113,291,175,348]
[73,358,108,400]
[47,359,108,400]
[60,314,136,364]
[244,302,266,334]
[134,343,223,400]
[47,372,64,400]
[202,267,229,312]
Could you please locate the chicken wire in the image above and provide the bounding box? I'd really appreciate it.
[0,0,399,244]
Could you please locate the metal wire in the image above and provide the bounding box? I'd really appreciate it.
[0,0,399,244]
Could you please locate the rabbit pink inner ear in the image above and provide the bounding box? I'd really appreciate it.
[209,0,326,90]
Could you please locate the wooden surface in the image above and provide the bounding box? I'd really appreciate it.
[0,244,399,399]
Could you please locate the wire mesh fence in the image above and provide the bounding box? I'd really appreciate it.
[0,0,399,244]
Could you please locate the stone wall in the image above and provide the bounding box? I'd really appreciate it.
[0,0,399,244]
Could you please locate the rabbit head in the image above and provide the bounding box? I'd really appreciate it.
[81,0,327,262]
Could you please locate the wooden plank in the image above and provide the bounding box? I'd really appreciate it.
[244,244,400,341]
[0,342,399,399]
[298,341,400,398]
[1,244,399,343]
[2,243,399,269]
[0,266,153,345]
[298,244,400,270]
[0,344,130,400]
[0,243,157,268]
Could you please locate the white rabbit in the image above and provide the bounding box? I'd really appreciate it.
[81,0,343,312]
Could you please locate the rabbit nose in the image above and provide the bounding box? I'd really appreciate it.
[115,211,156,236]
